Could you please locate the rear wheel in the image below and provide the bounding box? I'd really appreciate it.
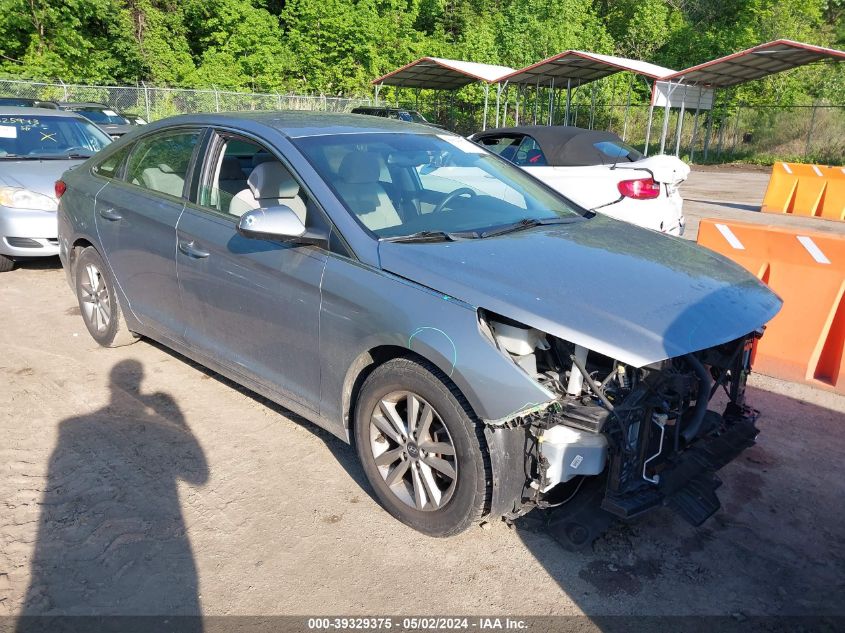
[354,357,490,536]
[0,254,14,273]
[74,247,138,347]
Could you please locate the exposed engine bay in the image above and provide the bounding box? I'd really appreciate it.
[480,310,762,547]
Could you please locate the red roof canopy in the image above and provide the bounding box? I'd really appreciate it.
[662,40,845,87]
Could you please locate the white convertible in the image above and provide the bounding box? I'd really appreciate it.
[470,126,690,236]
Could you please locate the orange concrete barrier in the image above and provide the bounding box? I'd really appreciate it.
[698,219,845,393]
[761,162,845,221]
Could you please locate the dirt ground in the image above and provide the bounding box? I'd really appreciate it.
[1,254,844,621]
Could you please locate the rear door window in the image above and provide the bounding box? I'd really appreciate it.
[125,131,200,198]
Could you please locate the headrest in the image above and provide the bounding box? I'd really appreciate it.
[157,163,174,174]
[219,155,243,180]
[247,161,300,200]
[339,151,380,184]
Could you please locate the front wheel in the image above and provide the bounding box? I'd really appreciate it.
[354,357,490,536]
[74,247,138,347]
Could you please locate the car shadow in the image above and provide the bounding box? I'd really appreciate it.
[685,198,761,212]
[6,256,63,272]
[16,359,208,631]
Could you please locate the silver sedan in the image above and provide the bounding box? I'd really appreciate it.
[57,112,780,543]
[0,107,111,272]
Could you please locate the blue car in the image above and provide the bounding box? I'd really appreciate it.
[56,112,780,542]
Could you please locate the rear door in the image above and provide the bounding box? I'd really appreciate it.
[94,128,202,339]
[175,130,328,409]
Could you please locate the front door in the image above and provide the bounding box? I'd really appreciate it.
[175,133,327,409]
[94,129,202,339]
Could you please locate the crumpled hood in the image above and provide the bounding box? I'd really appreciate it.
[616,154,691,184]
[378,215,781,367]
[0,159,81,199]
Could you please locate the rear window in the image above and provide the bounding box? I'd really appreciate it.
[593,140,642,162]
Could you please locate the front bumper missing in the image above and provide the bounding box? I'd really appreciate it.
[601,403,760,526]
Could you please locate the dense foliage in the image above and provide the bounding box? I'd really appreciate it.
[0,0,842,105]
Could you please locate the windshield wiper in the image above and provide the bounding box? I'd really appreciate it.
[382,229,479,243]
[480,217,579,239]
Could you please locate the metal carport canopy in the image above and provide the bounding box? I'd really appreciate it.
[499,50,675,85]
[372,57,515,90]
[661,39,845,87]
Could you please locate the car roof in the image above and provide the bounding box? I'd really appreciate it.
[141,110,439,138]
[0,106,86,118]
[475,125,631,166]
[60,102,109,109]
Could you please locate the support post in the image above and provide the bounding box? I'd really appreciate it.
[533,78,540,124]
[213,85,220,112]
[482,84,490,131]
[589,81,597,130]
[621,79,632,141]
[731,104,742,155]
[674,100,685,157]
[703,108,714,160]
[643,103,654,156]
[716,110,726,158]
[658,82,672,155]
[688,87,704,162]
[547,78,555,125]
[495,83,502,128]
[564,79,571,126]
[142,81,151,122]
[374,83,382,104]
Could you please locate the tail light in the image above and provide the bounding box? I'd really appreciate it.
[54,180,66,199]
[617,177,660,200]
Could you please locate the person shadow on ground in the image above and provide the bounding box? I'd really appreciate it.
[16,359,208,632]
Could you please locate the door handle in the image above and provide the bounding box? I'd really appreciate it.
[98,207,122,221]
[178,240,210,259]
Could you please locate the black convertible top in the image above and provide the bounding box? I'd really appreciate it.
[474,125,642,166]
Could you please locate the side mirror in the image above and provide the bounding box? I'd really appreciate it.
[237,205,306,241]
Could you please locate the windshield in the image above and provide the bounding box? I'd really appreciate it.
[293,132,584,239]
[72,108,129,125]
[0,115,111,159]
[397,111,428,123]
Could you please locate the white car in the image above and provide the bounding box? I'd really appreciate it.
[471,126,690,236]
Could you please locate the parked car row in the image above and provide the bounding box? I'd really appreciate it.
[37,111,779,545]
[0,97,146,138]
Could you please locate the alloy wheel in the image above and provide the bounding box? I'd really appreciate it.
[79,263,111,334]
[369,391,458,511]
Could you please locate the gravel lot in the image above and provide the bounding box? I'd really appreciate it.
[1,169,844,620]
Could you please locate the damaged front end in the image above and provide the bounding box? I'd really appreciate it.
[481,310,763,548]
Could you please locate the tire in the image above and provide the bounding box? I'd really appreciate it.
[353,357,491,537]
[0,254,14,273]
[74,247,138,348]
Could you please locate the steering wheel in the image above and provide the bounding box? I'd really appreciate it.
[433,187,476,214]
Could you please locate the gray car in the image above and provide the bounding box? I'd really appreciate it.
[0,107,111,272]
[59,102,134,138]
[57,112,781,542]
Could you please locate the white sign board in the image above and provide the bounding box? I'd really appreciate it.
[653,81,714,110]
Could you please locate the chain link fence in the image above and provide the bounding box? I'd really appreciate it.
[0,79,371,121]
[400,90,845,165]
